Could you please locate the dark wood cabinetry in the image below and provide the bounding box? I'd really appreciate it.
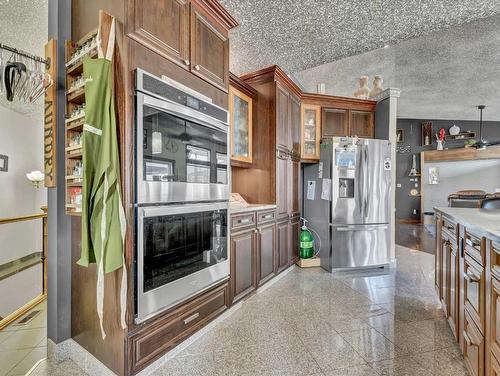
[322,108,373,138]
[257,221,276,285]
[277,219,289,272]
[128,0,190,68]
[434,211,500,376]
[276,84,290,151]
[322,108,348,137]
[127,282,229,375]
[229,208,277,303]
[290,94,301,157]
[190,2,229,90]
[128,0,235,92]
[230,228,256,303]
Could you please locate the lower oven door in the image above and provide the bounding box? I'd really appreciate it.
[136,202,229,323]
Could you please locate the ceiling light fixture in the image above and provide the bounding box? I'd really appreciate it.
[383,44,390,49]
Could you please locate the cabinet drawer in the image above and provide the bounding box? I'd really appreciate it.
[464,255,486,334]
[257,209,276,224]
[464,309,485,376]
[491,241,500,280]
[128,283,228,374]
[465,229,485,266]
[490,277,500,364]
[231,212,256,230]
[441,216,457,238]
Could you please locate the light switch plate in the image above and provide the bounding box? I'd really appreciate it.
[0,154,8,172]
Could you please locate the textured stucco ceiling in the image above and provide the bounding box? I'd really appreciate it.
[293,15,500,121]
[0,0,48,115]
[221,0,500,76]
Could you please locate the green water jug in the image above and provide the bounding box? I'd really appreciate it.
[299,220,314,259]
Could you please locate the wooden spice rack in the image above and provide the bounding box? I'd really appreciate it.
[64,29,97,216]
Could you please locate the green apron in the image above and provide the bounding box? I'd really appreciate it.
[77,18,127,338]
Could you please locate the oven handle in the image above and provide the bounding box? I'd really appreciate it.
[141,92,228,133]
[139,202,229,218]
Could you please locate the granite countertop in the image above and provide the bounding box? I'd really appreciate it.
[434,207,500,242]
[230,204,277,214]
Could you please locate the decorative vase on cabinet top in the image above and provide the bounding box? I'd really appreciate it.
[369,75,384,98]
[353,76,370,99]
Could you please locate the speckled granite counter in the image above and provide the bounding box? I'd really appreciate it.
[435,207,500,242]
[230,204,276,214]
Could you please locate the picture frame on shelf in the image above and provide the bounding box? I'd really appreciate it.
[421,121,433,146]
[396,128,404,143]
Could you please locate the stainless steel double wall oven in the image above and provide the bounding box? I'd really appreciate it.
[134,69,230,323]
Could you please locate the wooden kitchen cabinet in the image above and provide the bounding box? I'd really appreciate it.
[229,85,253,164]
[229,209,277,303]
[464,309,485,376]
[440,234,451,317]
[128,0,190,69]
[276,150,289,218]
[190,2,229,91]
[289,215,300,265]
[301,104,321,161]
[464,254,486,334]
[289,94,301,158]
[129,0,233,92]
[435,212,442,297]
[277,219,289,272]
[491,353,500,376]
[489,277,500,364]
[276,83,290,151]
[322,108,348,137]
[289,158,300,215]
[230,228,256,303]
[322,108,374,138]
[349,110,374,138]
[449,239,459,338]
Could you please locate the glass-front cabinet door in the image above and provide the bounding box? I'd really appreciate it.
[301,104,321,161]
[229,86,253,164]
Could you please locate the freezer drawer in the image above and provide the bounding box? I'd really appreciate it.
[325,224,390,270]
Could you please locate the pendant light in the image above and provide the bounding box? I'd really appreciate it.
[476,105,487,150]
[152,114,162,154]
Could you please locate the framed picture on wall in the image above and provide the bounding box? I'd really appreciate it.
[396,129,404,143]
[421,121,433,146]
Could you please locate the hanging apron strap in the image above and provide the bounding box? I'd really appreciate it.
[97,18,116,61]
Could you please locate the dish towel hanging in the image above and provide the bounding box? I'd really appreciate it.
[77,17,127,339]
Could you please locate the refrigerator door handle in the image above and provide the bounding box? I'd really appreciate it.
[363,145,369,218]
[332,224,389,231]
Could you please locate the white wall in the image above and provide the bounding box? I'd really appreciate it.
[423,159,500,212]
[0,105,46,316]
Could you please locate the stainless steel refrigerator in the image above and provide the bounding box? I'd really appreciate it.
[303,137,392,271]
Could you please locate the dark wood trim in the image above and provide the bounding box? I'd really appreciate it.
[229,72,258,99]
[240,65,303,98]
[191,0,239,30]
[302,92,377,111]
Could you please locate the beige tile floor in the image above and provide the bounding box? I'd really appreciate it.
[0,300,47,376]
[30,246,468,375]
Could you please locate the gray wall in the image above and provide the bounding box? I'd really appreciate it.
[47,0,72,343]
[396,118,500,220]
[423,159,500,212]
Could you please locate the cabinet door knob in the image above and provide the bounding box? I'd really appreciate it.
[183,59,190,66]
[194,65,201,71]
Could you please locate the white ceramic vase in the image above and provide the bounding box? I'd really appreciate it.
[353,76,370,99]
[369,75,384,98]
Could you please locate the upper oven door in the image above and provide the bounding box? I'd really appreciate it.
[136,92,229,204]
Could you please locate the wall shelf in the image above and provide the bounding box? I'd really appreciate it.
[444,132,476,141]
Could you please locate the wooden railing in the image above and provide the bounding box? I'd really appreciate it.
[0,206,48,330]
